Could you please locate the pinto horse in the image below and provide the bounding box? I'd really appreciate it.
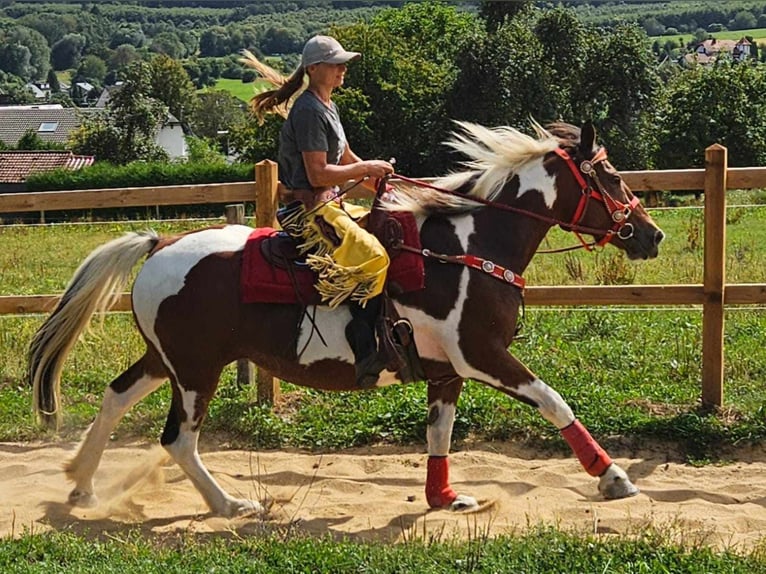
[29,120,663,518]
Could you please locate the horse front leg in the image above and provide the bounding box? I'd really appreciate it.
[464,350,638,500]
[425,377,479,511]
[519,376,638,499]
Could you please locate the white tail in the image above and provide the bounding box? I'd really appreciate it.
[29,231,159,429]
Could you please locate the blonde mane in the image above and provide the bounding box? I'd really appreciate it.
[383,121,560,216]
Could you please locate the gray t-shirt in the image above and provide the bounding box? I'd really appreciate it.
[279,90,348,190]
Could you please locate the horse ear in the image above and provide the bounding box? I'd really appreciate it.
[579,121,597,156]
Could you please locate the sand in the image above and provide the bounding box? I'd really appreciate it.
[2,439,766,551]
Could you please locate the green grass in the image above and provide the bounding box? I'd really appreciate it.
[2,197,766,460]
[3,526,765,573]
[204,77,272,103]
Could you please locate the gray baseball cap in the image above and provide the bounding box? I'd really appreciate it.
[301,35,361,67]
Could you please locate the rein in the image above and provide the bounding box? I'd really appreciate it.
[385,145,640,290]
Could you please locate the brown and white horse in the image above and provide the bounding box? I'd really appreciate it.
[29,121,663,518]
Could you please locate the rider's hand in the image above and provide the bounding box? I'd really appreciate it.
[363,160,394,179]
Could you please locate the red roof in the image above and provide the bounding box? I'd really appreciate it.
[0,151,95,183]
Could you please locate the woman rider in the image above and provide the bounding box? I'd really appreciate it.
[250,35,395,388]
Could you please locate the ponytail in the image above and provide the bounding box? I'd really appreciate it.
[249,66,306,123]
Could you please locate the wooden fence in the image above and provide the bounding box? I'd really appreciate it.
[2,149,766,407]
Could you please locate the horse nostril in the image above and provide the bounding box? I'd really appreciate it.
[654,229,665,245]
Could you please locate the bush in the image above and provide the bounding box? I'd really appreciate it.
[26,160,252,191]
[19,160,255,222]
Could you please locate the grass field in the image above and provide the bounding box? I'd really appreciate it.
[651,28,766,47]
[2,194,766,456]
[204,77,272,102]
[3,197,766,568]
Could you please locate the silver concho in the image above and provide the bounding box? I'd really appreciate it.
[580,160,594,174]
[481,261,495,273]
[503,269,515,283]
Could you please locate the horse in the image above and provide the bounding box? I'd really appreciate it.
[29,120,664,518]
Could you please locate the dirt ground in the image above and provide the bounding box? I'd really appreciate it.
[3,439,766,551]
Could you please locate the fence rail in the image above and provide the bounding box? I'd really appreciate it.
[2,152,766,407]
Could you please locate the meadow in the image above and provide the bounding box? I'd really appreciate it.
[3,194,766,569]
[206,77,272,102]
[651,27,766,47]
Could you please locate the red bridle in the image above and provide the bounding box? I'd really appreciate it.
[553,147,640,251]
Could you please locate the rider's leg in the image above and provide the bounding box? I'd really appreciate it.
[346,295,386,387]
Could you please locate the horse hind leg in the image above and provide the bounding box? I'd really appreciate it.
[66,354,167,508]
[160,370,266,518]
[425,378,479,511]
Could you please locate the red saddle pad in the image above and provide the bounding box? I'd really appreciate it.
[240,212,425,305]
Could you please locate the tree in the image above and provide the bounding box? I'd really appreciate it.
[51,33,86,71]
[150,31,186,60]
[76,54,107,86]
[261,25,302,55]
[186,135,226,164]
[228,113,282,165]
[199,26,231,57]
[573,23,662,169]
[46,68,60,94]
[17,12,78,46]
[16,129,65,151]
[109,23,146,49]
[147,53,197,128]
[0,43,33,80]
[730,10,757,31]
[655,61,766,168]
[534,7,589,120]
[448,13,554,129]
[0,71,35,105]
[69,61,168,164]
[0,25,50,81]
[109,44,139,71]
[479,0,532,33]
[189,89,246,139]
[334,0,483,174]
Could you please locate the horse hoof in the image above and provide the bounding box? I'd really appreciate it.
[222,498,266,518]
[449,494,479,512]
[68,489,98,508]
[598,464,639,500]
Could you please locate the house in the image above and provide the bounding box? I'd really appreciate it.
[25,83,49,101]
[0,150,94,192]
[0,104,187,160]
[94,82,123,108]
[71,81,97,105]
[0,105,82,147]
[684,37,752,66]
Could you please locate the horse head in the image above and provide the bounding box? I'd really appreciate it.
[546,121,664,260]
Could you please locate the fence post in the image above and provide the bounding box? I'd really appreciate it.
[253,160,281,404]
[701,144,727,408]
[225,204,256,389]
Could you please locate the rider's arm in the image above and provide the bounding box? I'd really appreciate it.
[302,148,393,190]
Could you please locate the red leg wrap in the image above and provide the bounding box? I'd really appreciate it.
[560,419,612,477]
[425,456,458,508]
